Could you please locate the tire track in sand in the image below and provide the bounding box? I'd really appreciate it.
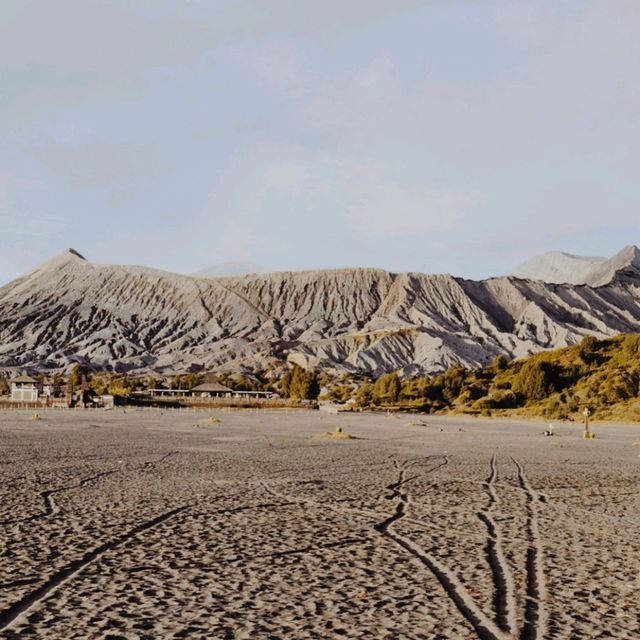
[1,452,177,526]
[477,454,518,636]
[374,457,514,640]
[0,506,188,633]
[512,457,548,640]
[0,470,119,526]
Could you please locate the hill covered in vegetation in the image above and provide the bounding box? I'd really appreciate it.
[325,333,640,422]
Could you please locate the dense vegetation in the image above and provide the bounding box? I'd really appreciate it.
[5,334,640,420]
[322,334,640,421]
[38,363,320,403]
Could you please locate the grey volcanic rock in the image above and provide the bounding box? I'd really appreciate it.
[1,248,640,376]
[511,245,640,286]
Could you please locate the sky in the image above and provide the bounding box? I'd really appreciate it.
[1,0,639,283]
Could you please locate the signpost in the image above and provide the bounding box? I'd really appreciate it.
[583,407,595,439]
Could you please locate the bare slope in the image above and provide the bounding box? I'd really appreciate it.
[1,248,640,375]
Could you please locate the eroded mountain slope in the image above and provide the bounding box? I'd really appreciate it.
[1,249,639,375]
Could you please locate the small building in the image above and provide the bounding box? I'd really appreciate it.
[10,374,39,402]
[232,390,276,399]
[145,388,192,398]
[191,382,233,398]
[101,394,115,408]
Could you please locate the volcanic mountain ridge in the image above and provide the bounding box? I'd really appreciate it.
[1,247,639,376]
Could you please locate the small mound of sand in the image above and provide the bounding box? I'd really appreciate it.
[320,426,355,440]
[322,431,354,440]
[406,420,429,427]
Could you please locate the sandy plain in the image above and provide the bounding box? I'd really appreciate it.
[0,409,639,639]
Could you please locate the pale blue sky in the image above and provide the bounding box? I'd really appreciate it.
[1,1,639,282]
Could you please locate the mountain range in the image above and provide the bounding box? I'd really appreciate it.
[1,245,639,376]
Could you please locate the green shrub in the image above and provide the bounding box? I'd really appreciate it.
[578,335,598,365]
[511,359,559,401]
[372,372,401,404]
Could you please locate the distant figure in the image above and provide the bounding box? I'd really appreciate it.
[543,423,554,437]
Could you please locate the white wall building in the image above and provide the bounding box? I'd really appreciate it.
[10,374,39,402]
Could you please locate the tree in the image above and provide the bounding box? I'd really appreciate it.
[400,378,428,401]
[373,372,401,405]
[70,364,87,388]
[511,360,558,401]
[328,385,353,403]
[354,382,373,408]
[578,335,598,365]
[90,374,109,395]
[435,367,468,403]
[280,365,319,400]
[280,369,293,397]
[491,354,509,372]
[52,373,64,396]
[147,376,163,390]
[65,377,74,406]
[171,373,203,390]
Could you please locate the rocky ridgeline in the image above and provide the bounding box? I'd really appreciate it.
[0,247,639,375]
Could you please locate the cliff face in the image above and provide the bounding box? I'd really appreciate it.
[1,248,640,375]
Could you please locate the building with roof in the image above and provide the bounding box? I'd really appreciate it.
[145,388,192,398]
[191,382,233,398]
[10,374,39,402]
[231,390,276,399]
[41,377,56,398]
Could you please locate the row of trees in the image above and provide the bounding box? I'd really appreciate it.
[319,334,640,419]
[7,334,640,417]
[11,363,321,402]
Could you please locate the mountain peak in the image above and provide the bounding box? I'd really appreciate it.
[613,244,640,266]
[510,245,640,286]
[63,248,86,261]
[28,248,89,277]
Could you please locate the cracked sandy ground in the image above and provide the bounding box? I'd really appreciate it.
[1,410,639,639]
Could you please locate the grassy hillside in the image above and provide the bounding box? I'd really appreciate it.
[328,334,640,422]
[454,333,640,421]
